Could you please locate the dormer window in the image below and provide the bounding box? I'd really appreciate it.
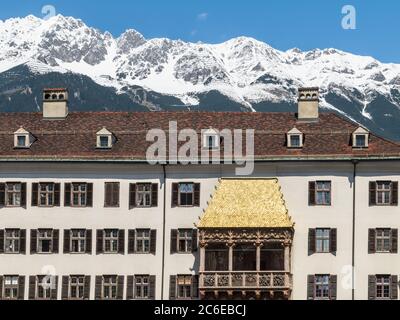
[96,128,115,149]
[203,129,219,150]
[352,127,369,148]
[14,128,34,149]
[287,128,303,148]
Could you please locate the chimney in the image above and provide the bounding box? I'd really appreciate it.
[43,88,69,119]
[297,87,319,121]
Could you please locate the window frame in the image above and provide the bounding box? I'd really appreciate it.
[135,229,151,254]
[176,275,193,300]
[177,229,193,254]
[38,183,55,207]
[375,229,391,253]
[315,228,331,253]
[3,275,19,300]
[70,183,88,207]
[37,229,53,254]
[315,181,332,206]
[354,134,368,148]
[4,229,20,254]
[69,275,85,300]
[135,183,152,208]
[178,183,195,207]
[103,229,119,254]
[5,182,22,207]
[375,181,392,206]
[314,275,330,300]
[376,275,391,300]
[134,275,150,299]
[102,275,118,300]
[70,229,87,254]
[36,275,54,300]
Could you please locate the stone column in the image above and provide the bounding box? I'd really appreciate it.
[284,244,290,272]
[200,245,206,272]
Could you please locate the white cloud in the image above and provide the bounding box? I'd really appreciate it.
[197,12,208,21]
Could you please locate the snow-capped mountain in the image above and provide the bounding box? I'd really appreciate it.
[1,14,400,140]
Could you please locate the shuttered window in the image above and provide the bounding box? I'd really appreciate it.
[307,275,337,300]
[309,228,337,255]
[172,183,200,207]
[4,183,26,207]
[369,275,398,300]
[369,181,398,206]
[309,181,331,206]
[170,275,199,300]
[65,183,93,207]
[104,182,120,207]
[4,229,20,254]
[2,276,19,300]
[368,228,398,254]
[34,275,58,300]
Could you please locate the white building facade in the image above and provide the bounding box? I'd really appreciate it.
[0,88,399,300]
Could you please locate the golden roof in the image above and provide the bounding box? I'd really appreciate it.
[198,179,293,228]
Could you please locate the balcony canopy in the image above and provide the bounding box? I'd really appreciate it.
[198,179,294,229]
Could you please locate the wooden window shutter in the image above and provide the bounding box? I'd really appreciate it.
[170,229,178,254]
[129,184,136,208]
[0,183,5,207]
[151,183,158,207]
[368,275,377,300]
[128,230,136,254]
[84,276,91,300]
[171,183,179,207]
[0,230,4,254]
[0,276,3,299]
[191,275,199,299]
[63,230,70,254]
[169,275,177,300]
[391,182,398,206]
[95,276,102,300]
[194,183,201,207]
[50,276,58,300]
[20,229,26,254]
[54,183,61,206]
[391,229,398,254]
[18,276,25,300]
[31,183,39,206]
[118,230,125,254]
[96,230,103,255]
[61,276,69,300]
[105,182,119,207]
[330,229,337,254]
[30,230,37,254]
[391,275,398,300]
[64,183,71,207]
[192,229,198,252]
[104,183,112,207]
[369,182,377,206]
[126,276,134,300]
[20,183,26,207]
[149,275,156,300]
[28,276,36,300]
[308,181,316,206]
[308,229,316,255]
[329,275,337,300]
[307,275,315,300]
[52,229,59,254]
[86,183,93,207]
[86,230,92,254]
[150,230,157,255]
[117,276,124,300]
[368,229,376,254]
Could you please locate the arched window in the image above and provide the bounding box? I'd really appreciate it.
[52,94,58,100]
[58,94,65,100]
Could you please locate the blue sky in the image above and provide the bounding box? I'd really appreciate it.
[1,0,399,62]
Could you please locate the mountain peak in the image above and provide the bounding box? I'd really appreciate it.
[117,29,146,53]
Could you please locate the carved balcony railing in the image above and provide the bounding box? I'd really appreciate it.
[199,271,292,290]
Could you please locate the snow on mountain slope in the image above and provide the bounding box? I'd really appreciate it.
[1,14,400,138]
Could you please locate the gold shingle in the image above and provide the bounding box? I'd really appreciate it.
[198,179,293,228]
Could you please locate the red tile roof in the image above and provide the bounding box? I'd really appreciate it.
[0,111,399,161]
